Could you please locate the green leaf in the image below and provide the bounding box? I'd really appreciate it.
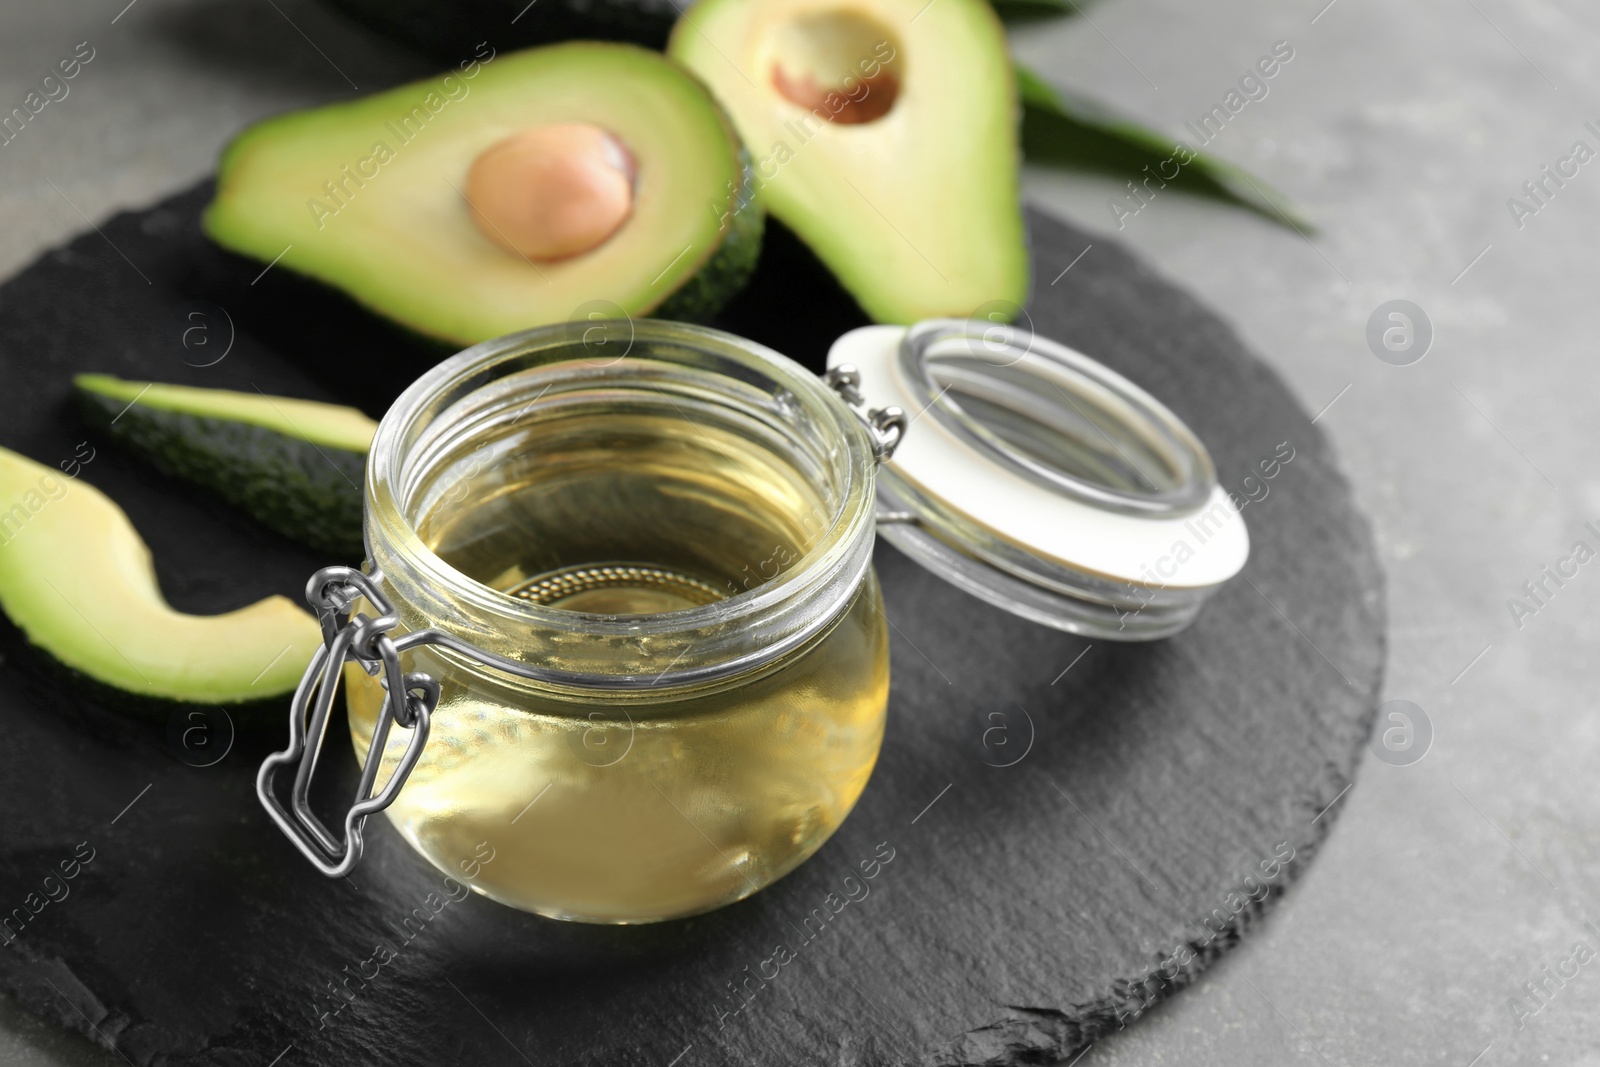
[1015,62,1313,232]
[990,0,1092,22]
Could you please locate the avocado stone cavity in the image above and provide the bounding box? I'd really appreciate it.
[0,446,321,703]
[669,0,1028,324]
[203,43,762,345]
[76,375,372,559]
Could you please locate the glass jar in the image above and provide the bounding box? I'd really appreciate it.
[259,317,1248,924]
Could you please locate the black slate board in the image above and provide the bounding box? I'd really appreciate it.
[0,185,1384,1067]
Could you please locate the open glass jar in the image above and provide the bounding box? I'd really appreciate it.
[258,317,1248,923]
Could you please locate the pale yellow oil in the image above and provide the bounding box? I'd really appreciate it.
[347,409,889,922]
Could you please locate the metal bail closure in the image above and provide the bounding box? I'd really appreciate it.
[823,364,908,462]
[256,566,437,878]
[826,318,1251,640]
[258,564,661,877]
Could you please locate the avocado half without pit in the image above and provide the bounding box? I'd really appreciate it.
[203,43,762,345]
[669,0,1029,324]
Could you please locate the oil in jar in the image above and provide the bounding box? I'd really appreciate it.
[346,404,889,922]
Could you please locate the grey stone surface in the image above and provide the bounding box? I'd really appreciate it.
[1,0,1595,1064]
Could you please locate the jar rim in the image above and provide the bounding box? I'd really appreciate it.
[365,319,879,661]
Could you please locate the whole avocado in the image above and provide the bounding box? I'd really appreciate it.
[317,0,680,61]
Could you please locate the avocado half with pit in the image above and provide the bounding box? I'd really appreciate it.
[204,43,762,345]
[0,446,321,704]
[669,0,1029,324]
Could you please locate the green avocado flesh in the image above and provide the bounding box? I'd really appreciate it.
[76,375,372,559]
[203,42,762,345]
[0,446,321,703]
[669,0,1028,324]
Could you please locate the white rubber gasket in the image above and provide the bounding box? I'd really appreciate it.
[829,325,1250,591]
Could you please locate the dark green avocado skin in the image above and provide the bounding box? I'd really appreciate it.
[318,0,678,63]
[658,144,765,323]
[78,391,365,561]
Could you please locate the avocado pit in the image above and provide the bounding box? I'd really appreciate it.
[465,123,636,262]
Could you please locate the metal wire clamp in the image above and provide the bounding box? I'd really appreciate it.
[823,364,907,461]
[255,566,437,878]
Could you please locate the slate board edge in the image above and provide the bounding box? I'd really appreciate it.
[934,273,1389,1064]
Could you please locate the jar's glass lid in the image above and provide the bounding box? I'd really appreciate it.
[827,320,1250,640]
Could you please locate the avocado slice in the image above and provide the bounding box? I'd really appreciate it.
[203,43,763,345]
[76,375,373,559]
[669,0,1028,324]
[0,446,321,703]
